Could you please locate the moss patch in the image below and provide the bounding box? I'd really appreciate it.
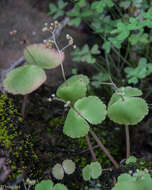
[0,93,39,180]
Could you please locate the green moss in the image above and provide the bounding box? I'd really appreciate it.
[0,93,39,180]
[49,117,65,127]
[48,115,121,171]
[73,124,121,169]
[0,87,122,188]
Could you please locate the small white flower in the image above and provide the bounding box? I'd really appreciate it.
[48,97,52,102]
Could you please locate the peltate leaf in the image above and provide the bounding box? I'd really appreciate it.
[3,65,46,95]
[82,165,91,181]
[52,164,64,180]
[138,173,152,190]
[74,96,107,124]
[62,159,76,175]
[63,108,89,138]
[53,184,68,190]
[117,174,135,183]
[35,180,53,190]
[108,87,142,106]
[108,97,148,125]
[112,181,143,190]
[90,162,102,179]
[82,162,102,181]
[56,75,89,105]
[24,44,63,69]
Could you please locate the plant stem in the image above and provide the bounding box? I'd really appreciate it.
[85,135,97,162]
[54,97,119,168]
[105,52,111,76]
[125,125,130,159]
[99,34,131,66]
[52,30,66,81]
[21,95,28,120]
[89,129,119,169]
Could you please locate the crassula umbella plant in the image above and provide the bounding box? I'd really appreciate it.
[107,86,148,158]
[2,21,74,119]
[55,74,119,169]
[54,71,149,168]
[35,179,68,190]
[2,20,150,189]
[2,43,63,119]
[3,44,63,95]
[52,159,76,180]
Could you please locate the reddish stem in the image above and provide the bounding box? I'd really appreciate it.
[85,135,97,162]
[90,129,119,169]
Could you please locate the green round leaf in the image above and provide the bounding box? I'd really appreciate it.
[112,181,143,190]
[56,75,89,105]
[108,97,148,125]
[75,96,107,124]
[82,162,102,181]
[82,165,91,181]
[24,44,63,69]
[108,87,142,106]
[3,65,46,95]
[118,174,135,183]
[35,180,53,190]
[90,162,102,179]
[138,173,152,190]
[63,108,89,138]
[53,183,68,190]
[62,159,76,175]
[52,164,64,180]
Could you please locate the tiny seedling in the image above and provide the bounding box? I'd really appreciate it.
[52,159,76,180]
[35,180,68,190]
[82,161,102,181]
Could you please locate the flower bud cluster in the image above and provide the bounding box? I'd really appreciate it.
[43,39,54,49]
[64,101,71,108]
[66,34,76,49]
[42,21,76,51]
[9,30,17,36]
[26,178,36,185]
[42,21,60,33]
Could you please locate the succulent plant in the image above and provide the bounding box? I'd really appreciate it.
[82,162,102,181]
[56,74,89,105]
[52,159,76,180]
[108,87,148,125]
[35,180,68,190]
[63,96,107,138]
[3,44,63,95]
